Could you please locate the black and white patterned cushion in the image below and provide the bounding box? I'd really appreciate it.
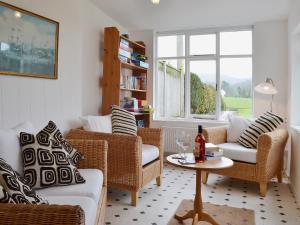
[238,112,284,148]
[20,132,85,189]
[111,106,137,136]
[0,158,47,204]
[40,121,84,165]
[0,184,14,203]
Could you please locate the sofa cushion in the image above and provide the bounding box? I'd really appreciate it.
[0,184,14,203]
[218,143,257,163]
[142,144,159,166]
[238,111,284,148]
[0,158,47,204]
[81,115,112,133]
[0,122,35,174]
[36,169,103,204]
[111,106,137,136]
[47,195,97,225]
[20,132,85,189]
[227,114,251,143]
[40,121,84,165]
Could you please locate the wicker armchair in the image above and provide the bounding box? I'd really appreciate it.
[66,128,164,206]
[0,139,108,225]
[202,126,288,196]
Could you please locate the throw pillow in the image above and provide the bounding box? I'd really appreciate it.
[0,158,47,204]
[227,114,251,143]
[111,106,137,136]
[20,132,85,189]
[238,111,284,148]
[0,184,14,203]
[40,121,83,165]
[80,115,112,133]
[0,122,36,175]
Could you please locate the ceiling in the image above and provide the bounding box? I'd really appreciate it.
[91,0,291,31]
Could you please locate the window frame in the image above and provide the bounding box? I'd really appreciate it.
[153,26,254,121]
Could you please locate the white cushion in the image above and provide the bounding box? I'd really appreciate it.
[227,114,251,143]
[81,115,112,133]
[47,195,97,225]
[0,122,35,174]
[36,169,103,204]
[218,143,257,163]
[142,144,159,166]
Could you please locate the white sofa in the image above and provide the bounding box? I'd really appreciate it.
[0,123,108,225]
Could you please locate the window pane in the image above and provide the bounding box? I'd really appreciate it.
[157,35,185,57]
[190,34,216,55]
[220,58,252,118]
[156,59,185,118]
[220,31,252,55]
[190,60,216,117]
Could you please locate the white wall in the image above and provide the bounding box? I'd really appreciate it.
[0,0,125,132]
[253,20,288,119]
[288,0,300,205]
[80,0,126,116]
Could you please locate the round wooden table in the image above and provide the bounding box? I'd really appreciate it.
[167,153,234,225]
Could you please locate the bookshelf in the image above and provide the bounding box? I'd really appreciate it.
[102,27,151,128]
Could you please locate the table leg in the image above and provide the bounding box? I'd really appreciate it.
[174,170,219,225]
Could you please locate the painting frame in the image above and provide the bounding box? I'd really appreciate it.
[0,1,59,79]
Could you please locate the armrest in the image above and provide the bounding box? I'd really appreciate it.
[256,129,289,180]
[137,127,164,151]
[66,129,143,189]
[203,126,228,144]
[67,139,108,186]
[0,203,84,225]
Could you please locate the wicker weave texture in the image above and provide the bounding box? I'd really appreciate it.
[203,127,288,185]
[0,139,108,225]
[66,128,164,193]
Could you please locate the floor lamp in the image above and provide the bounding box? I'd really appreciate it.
[254,78,278,112]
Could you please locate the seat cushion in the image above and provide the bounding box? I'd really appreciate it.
[36,169,103,204]
[218,143,257,163]
[142,144,159,166]
[47,195,97,225]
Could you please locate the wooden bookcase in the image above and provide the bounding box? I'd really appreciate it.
[102,27,151,127]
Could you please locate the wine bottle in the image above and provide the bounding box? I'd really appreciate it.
[194,125,206,163]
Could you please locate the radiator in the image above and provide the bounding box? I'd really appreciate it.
[162,126,197,153]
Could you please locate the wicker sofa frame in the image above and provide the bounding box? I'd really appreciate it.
[202,126,288,196]
[0,139,108,225]
[66,128,164,206]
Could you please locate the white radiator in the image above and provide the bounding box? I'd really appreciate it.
[162,126,197,153]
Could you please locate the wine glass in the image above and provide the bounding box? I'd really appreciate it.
[176,131,185,159]
[176,131,191,160]
[181,134,191,160]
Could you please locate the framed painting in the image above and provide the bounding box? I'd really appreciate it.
[0,1,59,79]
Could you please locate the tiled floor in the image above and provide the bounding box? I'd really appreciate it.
[105,164,300,225]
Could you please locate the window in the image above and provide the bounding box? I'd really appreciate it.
[155,28,253,120]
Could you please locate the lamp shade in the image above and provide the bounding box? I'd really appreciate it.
[254,78,278,95]
[151,0,160,4]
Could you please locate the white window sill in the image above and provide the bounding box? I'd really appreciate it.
[153,117,229,125]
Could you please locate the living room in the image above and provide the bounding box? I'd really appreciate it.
[0,0,299,224]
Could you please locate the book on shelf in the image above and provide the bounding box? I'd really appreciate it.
[119,48,131,59]
[120,38,129,46]
[120,74,147,90]
[119,42,131,51]
[136,120,145,128]
[131,59,149,69]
